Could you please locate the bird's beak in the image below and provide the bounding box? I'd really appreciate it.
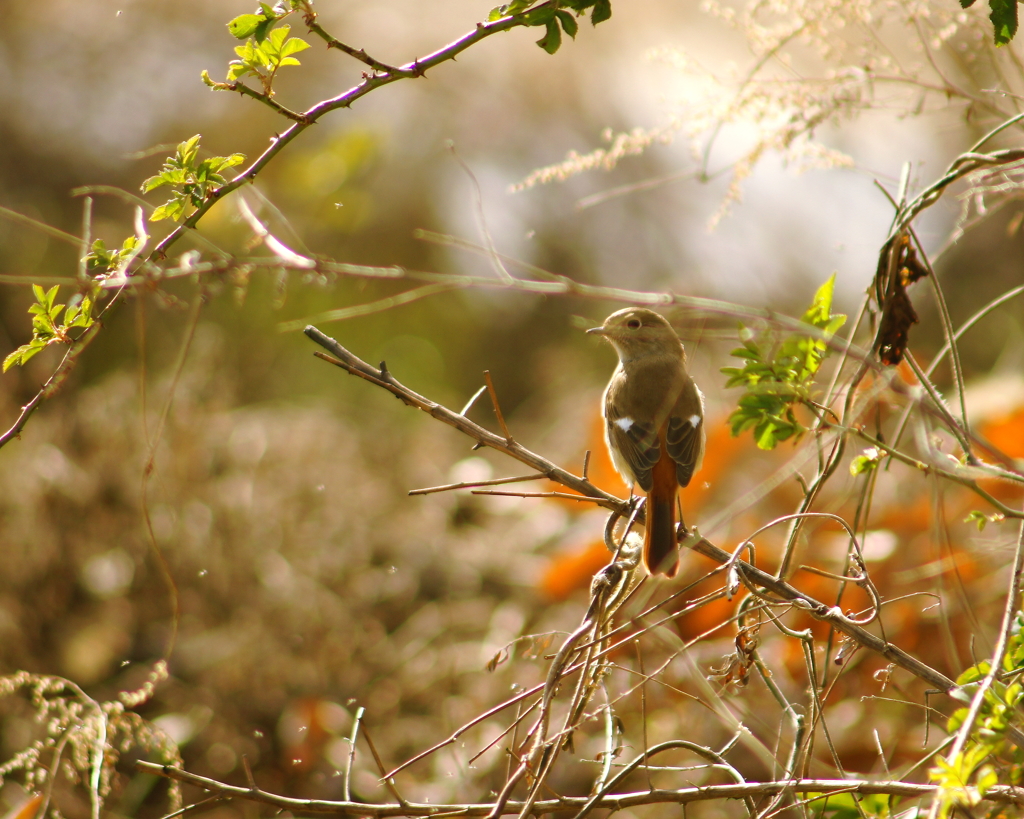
[587,326,607,336]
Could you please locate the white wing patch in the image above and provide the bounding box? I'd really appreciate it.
[614,417,634,432]
[688,414,701,428]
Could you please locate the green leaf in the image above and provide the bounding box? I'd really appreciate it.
[142,174,171,192]
[266,25,290,52]
[990,0,1018,44]
[591,0,612,25]
[556,10,579,38]
[178,135,202,168]
[536,18,562,53]
[280,36,311,57]
[234,42,256,61]
[965,510,988,531]
[756,422,779,450]
[850,447,882,476]
[253,16,277,43]
[976,764,998,795]
[228,13,263,39]
[956,663,990,686]
[150,198,186,222]
[40,285,59,312]
[523,5,555,25]
[3,340,48,372]
[227,61,250,81]
[803,272,836,327]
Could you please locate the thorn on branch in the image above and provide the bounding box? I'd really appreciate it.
[242,755,257,792]
[483,370,513,443]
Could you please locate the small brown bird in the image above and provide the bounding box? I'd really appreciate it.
[588,307,705,576]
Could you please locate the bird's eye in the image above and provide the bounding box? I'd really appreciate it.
[627,319,641,329]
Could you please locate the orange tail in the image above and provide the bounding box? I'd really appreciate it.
[644,440,680,577]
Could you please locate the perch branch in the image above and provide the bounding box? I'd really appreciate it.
[305,326,623,511]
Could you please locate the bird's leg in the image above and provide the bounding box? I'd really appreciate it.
[676,494,687,538]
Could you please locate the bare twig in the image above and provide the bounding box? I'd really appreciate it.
[135,762,1024,816]
[343,706,364,803]
[360,723,408,808]
[409,473,547,496]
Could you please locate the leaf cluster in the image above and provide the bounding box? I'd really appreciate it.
[218,3,311,94]
[2,285,94,372]
[84,236,140,276]
[928,610,1024,816]
[488,0,612,54]
[141,135,246,223]
[721,274,846,450]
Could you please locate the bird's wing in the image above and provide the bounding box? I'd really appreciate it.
[605,404,661,492]
[666,386,705,487]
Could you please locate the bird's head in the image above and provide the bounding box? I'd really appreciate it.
[587,307,683,361]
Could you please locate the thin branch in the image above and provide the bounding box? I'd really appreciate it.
[409,473,547,496]
[209,78,312,122]
[0,204,84,247]
[278,283,459,331]
[471,490,606,503]
[135,762,1024,816]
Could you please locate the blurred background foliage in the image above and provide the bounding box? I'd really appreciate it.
[1,0,1024,817]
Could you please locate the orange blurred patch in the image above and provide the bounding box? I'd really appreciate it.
[874,496,932,538]
[539,539,613,601]
[2,795,43,819]
[981,406,1024,459]
[671,552,738,643]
